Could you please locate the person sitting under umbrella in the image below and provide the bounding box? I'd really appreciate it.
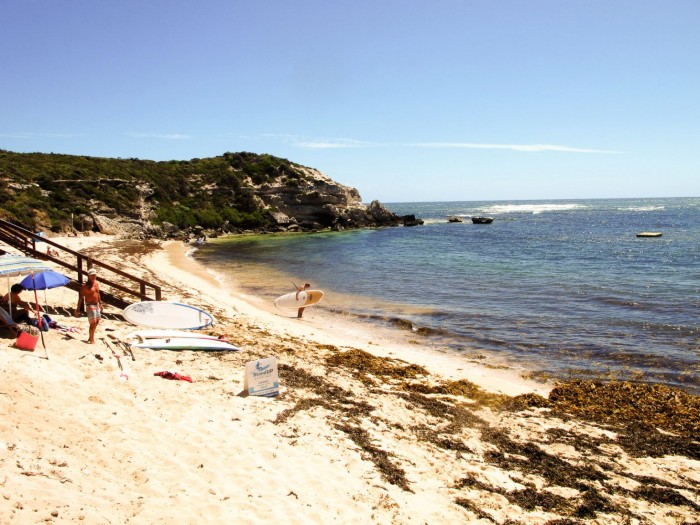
[1,284,33,323]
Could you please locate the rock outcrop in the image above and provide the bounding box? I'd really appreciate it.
[253,166,403,232]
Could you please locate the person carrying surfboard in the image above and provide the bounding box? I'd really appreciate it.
[296,283,311,318]
[75,268,102,344]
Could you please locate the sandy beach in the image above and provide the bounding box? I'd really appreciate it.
[1,235,698,524]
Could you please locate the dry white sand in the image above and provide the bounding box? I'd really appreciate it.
[1,234,698,524]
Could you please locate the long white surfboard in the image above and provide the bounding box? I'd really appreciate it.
[126,329,226,342]
[274,290,325,309]
[131,337,240,351]
[123,301,214,330]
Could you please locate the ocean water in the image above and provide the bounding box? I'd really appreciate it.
[193,198,700,394]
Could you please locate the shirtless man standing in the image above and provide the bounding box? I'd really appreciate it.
[75,268,102,344]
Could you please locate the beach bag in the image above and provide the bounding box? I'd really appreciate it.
[29,317,49,332]
[15,324,40,351]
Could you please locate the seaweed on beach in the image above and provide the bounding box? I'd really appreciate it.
[547,380,700,437]
[481,427,606,488]
[616,422,700,459]
[457,474,582,516]
[273,397,329,424]
[629,485,700,512]
[451,409,698,521]
[396,391,486,455]
[325,348,429,385]
[274,363,413,492]
[544,427,612,456]
[410,425,473,454]
[334,422,413,492]
[502,392,552,411]
[627,475,700,497]
[399,391,488,431]
[507,485,572,512]
[455,473,492,491]
[455,471,623,519]
[274,363,374,423]
[279,348,700,520]
[454,497,497,522]
[403,379,511,409]
[571,488,618,518]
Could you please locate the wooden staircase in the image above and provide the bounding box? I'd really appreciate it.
[0,218,161,310]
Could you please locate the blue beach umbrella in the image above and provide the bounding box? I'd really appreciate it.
[20,270,70,290]
[20,270,71,313]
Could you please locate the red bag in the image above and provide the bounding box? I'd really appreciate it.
[16,331,39,351]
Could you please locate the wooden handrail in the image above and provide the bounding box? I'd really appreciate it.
[0,218,161,308]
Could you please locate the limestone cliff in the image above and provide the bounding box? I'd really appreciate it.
[252,166,402,231]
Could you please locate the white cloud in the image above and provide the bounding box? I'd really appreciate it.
[269,134,623,154]
[410,142,623,154]
[0,129,620,155]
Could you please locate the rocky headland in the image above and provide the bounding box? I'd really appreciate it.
[0,149,423,239]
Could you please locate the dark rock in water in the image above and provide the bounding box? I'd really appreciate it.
[448,216,463,223]
[401,215,425,227]
[471,217,494,224]
[366,200,400,225]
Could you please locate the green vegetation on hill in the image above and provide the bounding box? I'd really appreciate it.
[0,149,309,232]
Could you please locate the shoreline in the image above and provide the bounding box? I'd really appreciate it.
[160,239,548,397]
[187,205,700,396]
[1,235,698,524]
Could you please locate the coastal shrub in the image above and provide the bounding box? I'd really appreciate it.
[0,149,304,231]
[193,208,222,229]
[154,204,197,229]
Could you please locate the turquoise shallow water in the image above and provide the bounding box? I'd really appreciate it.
[193,197,700,394]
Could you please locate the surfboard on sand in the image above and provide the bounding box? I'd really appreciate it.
[131,337,240,351]
[123,301,214,330]
[274,290,325,309]
[125,329,226,343]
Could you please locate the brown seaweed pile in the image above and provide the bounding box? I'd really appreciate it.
[403,378,512,409]
[325,347,429,385]
[546,380,700,437]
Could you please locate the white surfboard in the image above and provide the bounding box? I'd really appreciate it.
[131,337,240,351]
[274,290,325,309]
[126,329,226,343]
[123,301,214,330]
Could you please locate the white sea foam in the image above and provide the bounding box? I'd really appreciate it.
[422,217,456,225]
[480,203,586,215]
[619,206,665,212]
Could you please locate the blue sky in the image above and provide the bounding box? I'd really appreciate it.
[2,0,698,202]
